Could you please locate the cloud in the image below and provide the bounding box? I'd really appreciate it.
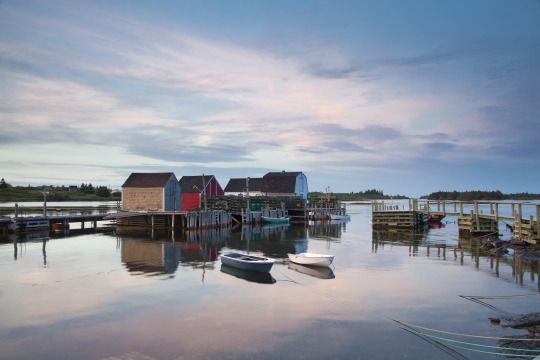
[0,1,539,192]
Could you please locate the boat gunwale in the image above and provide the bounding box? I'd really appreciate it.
[288,253,334,259]
[220,253,275,264]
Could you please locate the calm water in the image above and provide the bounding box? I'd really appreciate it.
[1,204,539,359]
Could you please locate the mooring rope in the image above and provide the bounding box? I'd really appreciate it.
[460,293,540,300]
[391,319,540,341]
[459,295,510,314]
[401,326,540,353]
[394,320,540,358]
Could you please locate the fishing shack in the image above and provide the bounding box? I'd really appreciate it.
[121,172,181,211]
[179,175,224,211]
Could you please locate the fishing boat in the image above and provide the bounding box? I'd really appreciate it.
[329,214,350,221]
[261,216,290,224]
[220,252,275,272]
[288,252,334,267]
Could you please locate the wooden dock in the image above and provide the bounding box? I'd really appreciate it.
[2,213,108,233]
[107,210,231,230]
[372,199,540,244]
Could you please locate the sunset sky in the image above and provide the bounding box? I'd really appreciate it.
[1,0,539,195]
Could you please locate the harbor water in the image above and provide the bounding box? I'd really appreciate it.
[0,202,539,359]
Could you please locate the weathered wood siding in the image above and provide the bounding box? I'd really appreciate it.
[122,187,163,211]
[181,193,201,211]
[205,177,224,196]
[164,175,181,211]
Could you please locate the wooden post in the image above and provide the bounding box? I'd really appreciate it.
[511,203,515,217]
[151,215,154,231]
[490,203,494,215]
[518,203,522,223]
[530,216,534,243]
[81,221,85,229]
[495,203,499,222]
[93,220,97,229]
[536,205,540,240]
[453,202,456,213]
[474,201,479,231]
[460,203,463,216]
[437,201,440,212]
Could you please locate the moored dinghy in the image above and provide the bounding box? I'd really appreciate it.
[329,214,350,221]
[261,216,290,224]
[288,252,334,267]
[220,252,275,272]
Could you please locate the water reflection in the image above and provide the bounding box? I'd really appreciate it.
[226,224,308,259]
[121,238,181,276]
[220,264,276,284]
[114,223,346,279]
[116,229,227,278]
[372,228,540,291]
[308,221,346,241]
[288,262,335,279]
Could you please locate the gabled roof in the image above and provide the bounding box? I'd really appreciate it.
[262,171,302,193]
[264,171,302,177]
[179,175,215,193]
[122,173,175,188]
[224,178,263,192]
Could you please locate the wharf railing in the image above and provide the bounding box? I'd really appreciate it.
[372,199,540,244]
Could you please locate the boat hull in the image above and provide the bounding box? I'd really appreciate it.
[288,253,334,267]
[329,214,350,221]
[220,252,274,273]
[261,216,290,224]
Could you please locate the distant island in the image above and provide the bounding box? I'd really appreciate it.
[0,178,120,202]
[422,191,540,201]
[309,189,408,202]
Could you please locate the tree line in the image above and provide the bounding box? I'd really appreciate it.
[309,189,408,202]
[0,178,121,201]
[422,191,540,201]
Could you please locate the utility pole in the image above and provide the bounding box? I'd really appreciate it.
[246,177,250,210]
[201,174,207,211]
[41,190,49,217]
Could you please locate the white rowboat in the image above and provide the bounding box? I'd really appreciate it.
[287,252,334,267]
[329,214,350,221]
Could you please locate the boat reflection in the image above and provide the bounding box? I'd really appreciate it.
[288,262,335,279]
[220,264,276,284]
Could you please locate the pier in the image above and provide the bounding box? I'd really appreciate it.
[6,214,107,232]
[372,199,540,244]
[108,210,231,230]
[0,194,348,234]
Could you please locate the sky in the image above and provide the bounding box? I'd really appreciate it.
[0,0,539,196]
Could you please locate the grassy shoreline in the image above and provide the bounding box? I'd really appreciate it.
[0,187,120,202]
